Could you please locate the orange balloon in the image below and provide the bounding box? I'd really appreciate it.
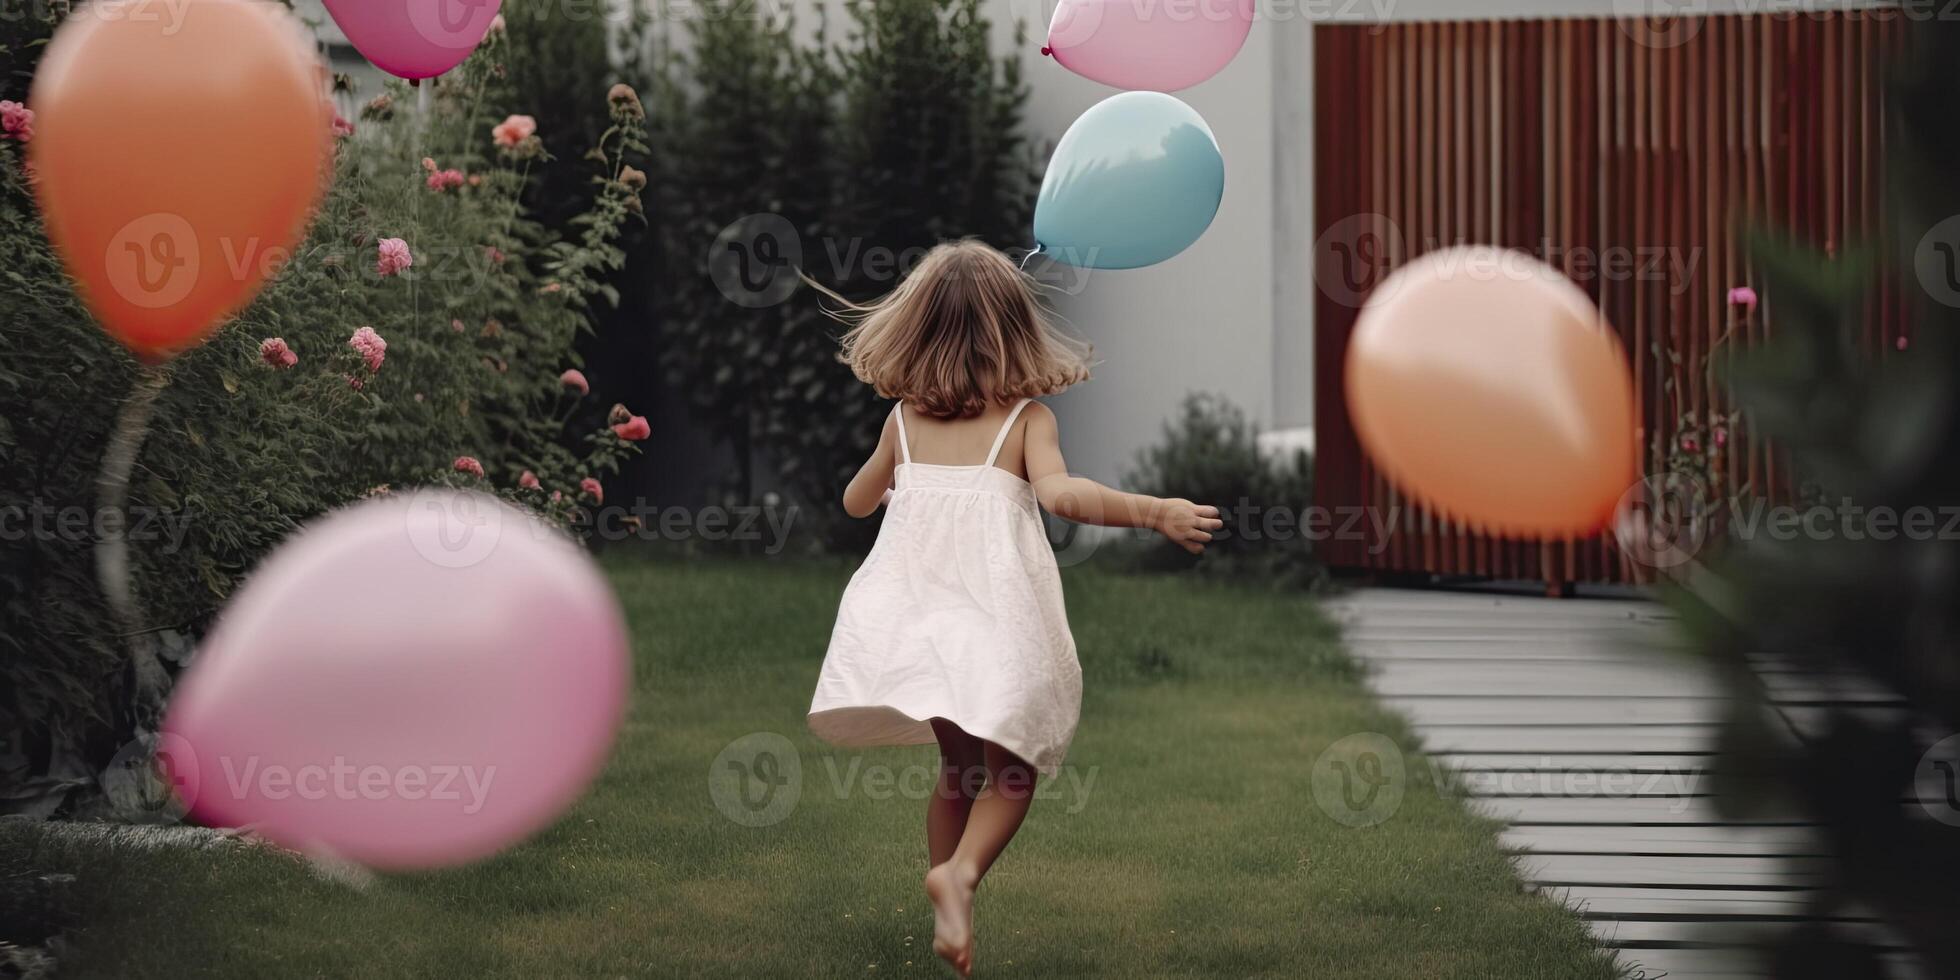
[30,0,331,362]
[1345,246,1637,539]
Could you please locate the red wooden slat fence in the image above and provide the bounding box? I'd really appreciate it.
[1311,12,1905,590]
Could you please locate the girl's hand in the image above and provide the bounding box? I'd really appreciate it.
[1156,499,1223,554]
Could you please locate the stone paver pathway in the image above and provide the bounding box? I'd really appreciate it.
[1326,588,1921,980]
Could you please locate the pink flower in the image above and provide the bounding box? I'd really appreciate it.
[451,318,466,333]
[454,456,485,478]
[1727,286,1758,311]
[1898,335,1911,352]
[492,114,536,149]
[349,325,387,373]
[1713,427,1729,449]
[376,237,413,277]
[421,157,438,173]
[258,337,297,369]
[484,245,506,266]
[560,369,590,395]
[1680,434,1701,454]
[580,477,603,504]
[519,470,541,490]
[331,112,355,139]
[607,83,644,120]
[550,490,563,503]
[613,415,650,441]
[425,168,465,192]
[347,374,365,391]
[1,100,34,142]
[540,282,563,294]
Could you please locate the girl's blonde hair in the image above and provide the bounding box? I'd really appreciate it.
[821,239,1092,419]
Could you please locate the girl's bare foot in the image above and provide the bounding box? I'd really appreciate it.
[924,862,975,977]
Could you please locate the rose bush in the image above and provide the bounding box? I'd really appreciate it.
[0,15,647,817]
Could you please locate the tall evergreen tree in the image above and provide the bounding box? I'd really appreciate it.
[635,0,1036,547]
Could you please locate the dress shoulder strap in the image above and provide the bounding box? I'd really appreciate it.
[893,403,911,464]
[983,399,1034,469]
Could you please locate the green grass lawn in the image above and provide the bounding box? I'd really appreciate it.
[3,557,1618,978]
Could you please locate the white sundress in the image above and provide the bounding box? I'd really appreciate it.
[808,399,1082,776]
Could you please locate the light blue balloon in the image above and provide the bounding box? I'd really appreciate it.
[1033,91,1226,271]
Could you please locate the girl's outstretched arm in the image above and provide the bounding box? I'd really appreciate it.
[1021,402,1223,554]
[842,410,901,518]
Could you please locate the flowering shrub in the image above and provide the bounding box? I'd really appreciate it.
[0,14,647,815]
[1647,287,1755,542]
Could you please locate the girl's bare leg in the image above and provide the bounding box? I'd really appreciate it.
[926,741,1037,977]
[927,718,985,867]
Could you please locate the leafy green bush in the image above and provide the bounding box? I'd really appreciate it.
[0,14,646,816]
[1672,20,1960,975]
[1123,394,1321,586]
[636,0,1038,546]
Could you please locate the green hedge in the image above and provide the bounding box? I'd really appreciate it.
[636,0,1039,547]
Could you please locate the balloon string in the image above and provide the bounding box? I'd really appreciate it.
[412,78,432,326]
[1019,244,1043,271]
[96,363,173,738]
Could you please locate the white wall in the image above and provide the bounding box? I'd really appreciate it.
[1003,7,1279,485]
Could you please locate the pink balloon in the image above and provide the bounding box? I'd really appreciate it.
[162,490,629,869]
[1045,0,1254,93]
[321,0,502,80]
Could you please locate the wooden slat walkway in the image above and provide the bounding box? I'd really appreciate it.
[1326,588,1927,979]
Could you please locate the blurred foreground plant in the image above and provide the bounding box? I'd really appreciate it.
[1673,18,1960,977]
